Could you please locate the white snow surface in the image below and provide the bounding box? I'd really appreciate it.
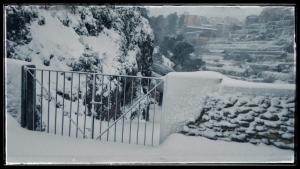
[6,114,293,164]
[221,75,295,96]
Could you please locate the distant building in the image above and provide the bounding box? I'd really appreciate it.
[182,25,217,44]
[183,15,209,26]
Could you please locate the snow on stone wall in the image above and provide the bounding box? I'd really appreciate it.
[159,71,223,143]
[5,58,35,123]
[159,71,295,145]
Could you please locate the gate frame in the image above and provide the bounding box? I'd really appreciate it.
[21,65,37,130]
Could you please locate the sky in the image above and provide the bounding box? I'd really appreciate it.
[146,6,265,21]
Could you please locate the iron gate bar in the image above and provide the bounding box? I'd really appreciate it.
[62,72,65,136]
[40,70,43,132]
[136,78,142,144]
[107,79,111,141]
[100,75,104,140]
[47,71,50,133]
[129,77,134,144]
[144,78,150,145]
[121,76,126,143]
[95,80,163,140]
[83,73,87,138]
[69,73,73,136]
[91,73,96,139]
[151,85,157,146]
[25,67,162,80]
[114,76,119,142]
[76,73,80,138]
[54,71,58,134]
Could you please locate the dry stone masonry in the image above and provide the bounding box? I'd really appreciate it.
[181,93,295,150]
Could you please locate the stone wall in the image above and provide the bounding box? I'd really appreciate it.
[181,93,295,150]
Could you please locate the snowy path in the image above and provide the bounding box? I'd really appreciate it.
[6,114,293,164]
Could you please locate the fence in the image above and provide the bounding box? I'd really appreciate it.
[21,66,163,146]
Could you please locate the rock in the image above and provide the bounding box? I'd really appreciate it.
[238,121,250,127]
[216,132,224,137]
[197,126,206,131]
[237,100,247,107]
[255,125,267,132]
[255,118,265,125]
[228,113,238,118]
[211,114,222,121]
[269,130,280,134]
[287,107,295,113]
[280,116,289,122]
[217,121,237,130]
[280,108,289,117]
[271,98,281,106]
[280,125,288,132]
[285,119,294,126]
[281,133,294,140]
[249,139,260,145]
[268,107,280,113]
[261,99,271,109]
[201,115,210,122]
[286,126,294,133]
[285,103,295,108]
[231,134,247,142]
[224,97,238,108]
[252,96,265,105]
[272,142,294,150]
[187,124,197,129]
[252,107,267,114]
[236,107,252,114]
[245,128,256,135]
[264,121,281,129]
[280,96,288,100]
[204,122,214,129]
[274,104,283,109]
[224,103,233,108]
[202,132,217,140]
[246,102,259,107]
[260,112,279,121]
[222,111,230,117]
[240,114,255,122]
[286,97,294,104]
[262,138,271,145]
[237,127,247,132]
[182,125,190,132]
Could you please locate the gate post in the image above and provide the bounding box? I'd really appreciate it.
[21,65,36,130]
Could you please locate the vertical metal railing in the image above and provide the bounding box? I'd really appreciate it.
[24,67,163,146]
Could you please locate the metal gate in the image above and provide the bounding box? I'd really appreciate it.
[21,65,163,146]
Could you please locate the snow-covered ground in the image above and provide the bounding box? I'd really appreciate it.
[6,114,293,164]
